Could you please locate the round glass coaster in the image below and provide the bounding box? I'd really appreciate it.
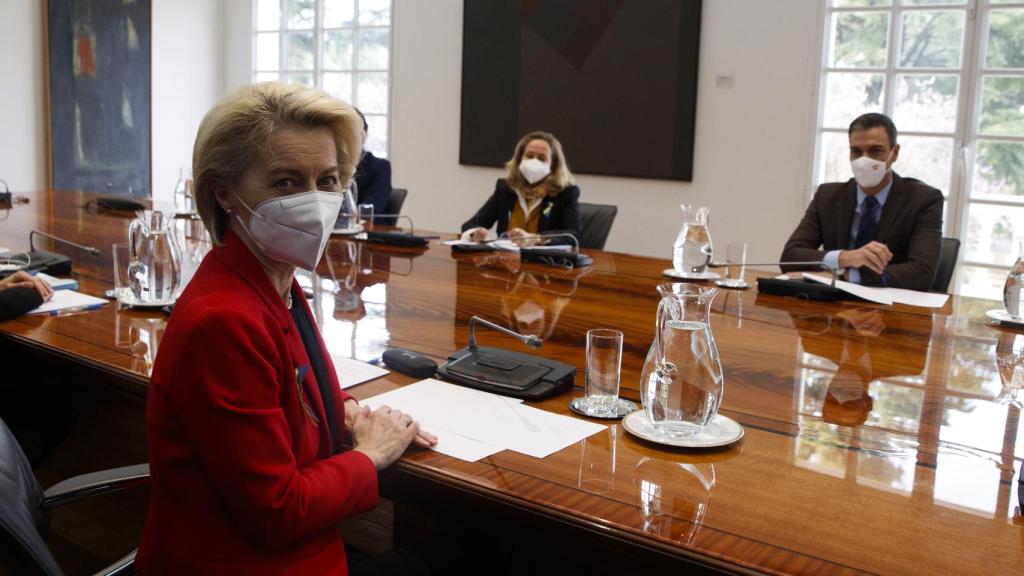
[714,279,749,289]
[569,397,638,420]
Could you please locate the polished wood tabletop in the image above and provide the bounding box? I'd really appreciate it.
[1,192,1022,574]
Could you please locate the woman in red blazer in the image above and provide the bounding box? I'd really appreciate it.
[136,82,435,575]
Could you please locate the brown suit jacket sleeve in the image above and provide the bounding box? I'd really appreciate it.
[877,185,943,291]
[779,184,836,269]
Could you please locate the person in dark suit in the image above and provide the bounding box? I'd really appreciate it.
[352,108,392,224]
[137,82,433,576]
[461,131,582,242]
[781,113,943,291]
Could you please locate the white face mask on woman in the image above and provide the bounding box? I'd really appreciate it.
[233,190,343,271]
[519,158,551,185]
[850,152,891,189]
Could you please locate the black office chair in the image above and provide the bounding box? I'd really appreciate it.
[0,417,148,575]
[383,188,408,226]
[578,202,618,250]
[929,237,961,293]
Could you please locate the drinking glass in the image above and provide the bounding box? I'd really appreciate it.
[580,329,624,417]
[358,203,375,226]
[715,242,748,289]
[111,243,131,301]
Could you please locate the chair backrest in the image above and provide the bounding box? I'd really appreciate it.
[930,237,961,293]
[0,418,63,576]
[578,202,618,250]
[384,188,408,226]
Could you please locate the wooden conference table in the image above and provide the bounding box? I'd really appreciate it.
[1,191,1021,575]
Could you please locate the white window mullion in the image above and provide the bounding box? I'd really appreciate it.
[883,4,900,118]
[947,0,983,242]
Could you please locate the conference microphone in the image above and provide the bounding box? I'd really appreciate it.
[708,260,841,287]
[467,315,543,352]
[29,230,101,257]
[437,315,574,399]
[518,232,592,268]
[706,259,848,302]
[364,214,415,235]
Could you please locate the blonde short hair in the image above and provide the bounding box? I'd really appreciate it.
[503,131,575,194]
[193,82,363,244]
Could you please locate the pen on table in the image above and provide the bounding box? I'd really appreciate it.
[48,303,105,317]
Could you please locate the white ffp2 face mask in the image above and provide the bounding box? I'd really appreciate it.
[233,190,343,271]
[519,158,551,184]
[851,152,891,189]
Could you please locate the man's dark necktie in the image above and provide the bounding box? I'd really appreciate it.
[855,195,880,281]
[855,195,879,248]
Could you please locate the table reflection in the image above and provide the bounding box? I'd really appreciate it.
[115,311,167,376]
[995,330,1024,408]
[455,256,585,339]
[634,457,715,544]
[308,239,409,361]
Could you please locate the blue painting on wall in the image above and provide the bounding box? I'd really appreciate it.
[46,0,151,197]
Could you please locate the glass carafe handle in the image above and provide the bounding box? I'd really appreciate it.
[128,217,144,262]
[654,297,679,384]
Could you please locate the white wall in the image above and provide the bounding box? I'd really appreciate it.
[0,0,229,205]
[0,0,46,194]
[390,0,823,262]
[152,0,228,205]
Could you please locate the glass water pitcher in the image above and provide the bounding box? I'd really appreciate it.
[128,210,182,303]
[672,205,713,274]
[640,283,724,439]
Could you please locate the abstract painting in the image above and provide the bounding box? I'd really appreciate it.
[460,0,702,181]
[46,0,151,197]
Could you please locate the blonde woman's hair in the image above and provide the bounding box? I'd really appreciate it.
[193,81,363,244]
[503,131,575,194]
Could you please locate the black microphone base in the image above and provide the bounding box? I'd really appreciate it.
[0,250,72,278]
[757,277,852,302]
[437,346,576,400]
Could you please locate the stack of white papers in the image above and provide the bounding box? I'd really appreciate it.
[330,354,389,389]
[803,273,949,308]
[26,290,108,315]
[363,379,605,462]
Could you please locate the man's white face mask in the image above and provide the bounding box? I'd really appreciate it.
[233,190,343,271]
[850,151,892,189]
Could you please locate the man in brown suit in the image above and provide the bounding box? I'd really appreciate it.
[781,113,943,291]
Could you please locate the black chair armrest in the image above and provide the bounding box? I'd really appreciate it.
[40,464,149,511]
[94,549,137,576]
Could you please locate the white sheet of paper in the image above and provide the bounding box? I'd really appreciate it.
[330,354,389,389]
[418,425,504,462]
[26,290,108,315]
[803,273,892,305]
[443,238,495,246]
[363,379,604,461]
[882,287,950,308]
[803,273,949,308]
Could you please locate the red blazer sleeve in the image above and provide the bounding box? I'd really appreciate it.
[169,308,378,549]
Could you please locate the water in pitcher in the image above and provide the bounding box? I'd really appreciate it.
[645,319,723,438]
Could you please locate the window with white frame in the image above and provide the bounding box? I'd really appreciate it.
[814,0,1024,300]
[253,0,393,157]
